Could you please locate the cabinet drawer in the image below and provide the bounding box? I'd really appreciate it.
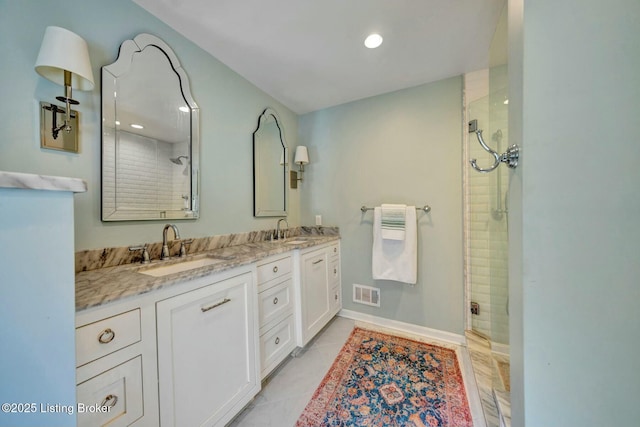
[259,279,294,328]
[77,356,143,427]
[76,309,141,367]
[260,315,295,376]
[329,243,340,258]
[330,284,342,313]
[329,258,340,283]
[257,256,291,285]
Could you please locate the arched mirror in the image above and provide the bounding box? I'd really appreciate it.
[253,108,287,217]
[101,34,199,221]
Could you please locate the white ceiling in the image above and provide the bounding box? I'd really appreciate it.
[133,0,505,114]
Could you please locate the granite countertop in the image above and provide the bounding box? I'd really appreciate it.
[75,235,339,312]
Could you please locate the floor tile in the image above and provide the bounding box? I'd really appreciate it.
[229,317,355,427]
[230,317,488,426]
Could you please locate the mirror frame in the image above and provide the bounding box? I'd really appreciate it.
[253,108,287,217]
[101,33,200,221]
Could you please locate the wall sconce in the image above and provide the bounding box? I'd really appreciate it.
[35,26,94,152]
[290,146,309,189]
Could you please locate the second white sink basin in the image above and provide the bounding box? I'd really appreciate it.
[139,256,226,277]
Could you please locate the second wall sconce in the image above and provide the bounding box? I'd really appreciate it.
[35,26,94,152]
[290,146,309,189]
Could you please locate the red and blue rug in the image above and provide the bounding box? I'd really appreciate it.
[296,328,473,427]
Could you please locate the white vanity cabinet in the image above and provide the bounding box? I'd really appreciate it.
[74,236,340,426]
[156,270,260,427]
[296,242,342,347]
[256,254,297,378]
[75,303,151,427]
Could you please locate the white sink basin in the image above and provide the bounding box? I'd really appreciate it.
[139,256,225,277]
[285,239,310,245]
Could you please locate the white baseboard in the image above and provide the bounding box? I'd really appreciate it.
[338,309,465,346]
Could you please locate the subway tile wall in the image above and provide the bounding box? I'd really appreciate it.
[103,131,189,219]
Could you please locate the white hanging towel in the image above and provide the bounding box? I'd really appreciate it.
[372,206,417,284]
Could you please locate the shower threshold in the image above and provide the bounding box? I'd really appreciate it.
[465,330,511,427]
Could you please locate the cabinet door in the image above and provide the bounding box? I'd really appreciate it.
[156,272,259,427]
[300,249,330,344]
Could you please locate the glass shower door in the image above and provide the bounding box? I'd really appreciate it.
[467,93,509,347]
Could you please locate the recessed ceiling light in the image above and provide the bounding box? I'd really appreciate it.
[130,124,144,129]
[364,33,383,49]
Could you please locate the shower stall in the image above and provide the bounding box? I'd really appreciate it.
[464,1,511,425]
[467,78,510,349]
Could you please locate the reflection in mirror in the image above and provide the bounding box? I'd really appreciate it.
[101,34,199,221]
[253,108,287,217]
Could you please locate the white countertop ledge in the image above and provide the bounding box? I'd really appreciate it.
[0,171,87,193]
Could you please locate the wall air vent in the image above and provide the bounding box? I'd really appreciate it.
[353,284,380,307]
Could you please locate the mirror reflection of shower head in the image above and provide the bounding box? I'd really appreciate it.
[170,155,189,165]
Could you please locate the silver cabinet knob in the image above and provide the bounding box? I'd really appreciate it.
[275,337,280,345]
[101,394,118,408]
[98,328,115,344]
[273,266,278,273]
[273,297,279,305]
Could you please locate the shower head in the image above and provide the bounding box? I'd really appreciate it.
[170,155,189,165]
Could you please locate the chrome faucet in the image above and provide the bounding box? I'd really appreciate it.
[161,224,180,260]
[276,218,289,240]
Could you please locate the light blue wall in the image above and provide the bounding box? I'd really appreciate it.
[509,0,640,425]
[0,189,77,427]
[299,76,465,335]
[0,0,299,251]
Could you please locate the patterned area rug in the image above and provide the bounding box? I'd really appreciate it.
[296,328,473,427]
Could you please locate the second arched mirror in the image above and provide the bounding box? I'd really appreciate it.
[253,108,287,217]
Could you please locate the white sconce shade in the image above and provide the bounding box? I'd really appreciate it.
[35,26,94,91]
[35,26,94,149]
[291,146,310,187]
[294,146,309,165]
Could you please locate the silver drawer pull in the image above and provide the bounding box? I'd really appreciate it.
[98,328,115,344]
[272,266,279,273]
[334,268,337,274]
[333,247,337,253]
[273,297,279,305]
[312,259,324,265]
[101,394,118,408]
[201,298,231,313]
[274,337,280,345]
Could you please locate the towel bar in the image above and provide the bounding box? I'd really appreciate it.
[360,205,431,213]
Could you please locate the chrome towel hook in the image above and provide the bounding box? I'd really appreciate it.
[469,120,519,173]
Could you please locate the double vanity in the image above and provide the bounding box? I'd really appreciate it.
[2,30,327,427]
[74,230,341,427]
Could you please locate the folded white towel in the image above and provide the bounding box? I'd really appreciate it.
[381,204,406,240]
[372,206,417,284]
